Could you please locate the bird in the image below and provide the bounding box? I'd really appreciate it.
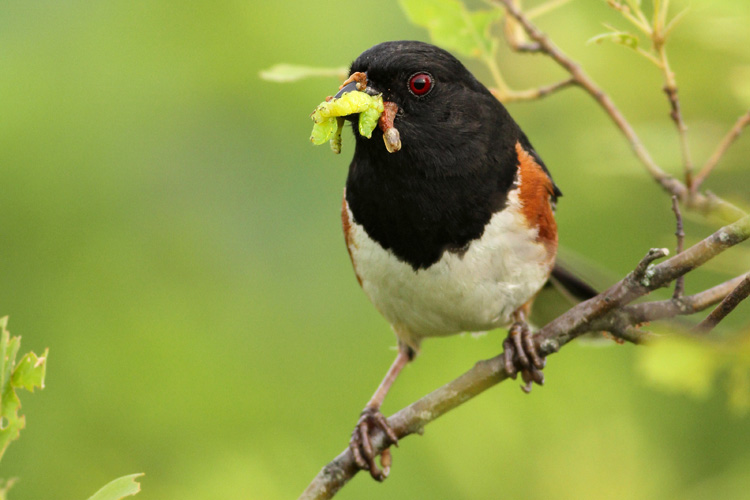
[330,40,564,481]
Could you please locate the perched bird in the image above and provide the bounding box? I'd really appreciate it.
[332,40,564,481]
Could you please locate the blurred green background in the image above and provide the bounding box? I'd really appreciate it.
[2,0,749,499]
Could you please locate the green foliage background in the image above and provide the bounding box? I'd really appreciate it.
[1,0,749,498]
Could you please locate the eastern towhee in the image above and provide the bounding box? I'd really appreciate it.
[324,40,576,481]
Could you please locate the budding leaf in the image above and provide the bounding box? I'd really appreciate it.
[588,30,640,50]
[87,473,144,500]
[259,64,347,83]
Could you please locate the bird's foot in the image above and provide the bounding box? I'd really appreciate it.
[349,407,399,481]
[502,321,546,393]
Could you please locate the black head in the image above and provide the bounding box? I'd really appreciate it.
[346,40,522,177]
[350,41,490,116]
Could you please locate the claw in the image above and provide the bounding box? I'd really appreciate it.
[523,328,545,369]
[511,324,530,368]
[501,320,546,392]
[349,407,398,481]
[502,336,518,378]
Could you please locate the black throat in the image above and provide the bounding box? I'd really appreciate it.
[345,98,526,271]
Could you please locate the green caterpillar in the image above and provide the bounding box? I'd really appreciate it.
[310,91,384,153]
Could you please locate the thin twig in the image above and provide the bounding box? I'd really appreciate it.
[587,273,749,344]
[692,109,750,192]
[499,77,576,102]
[672,196,685,298]
[607,0,652,34]
[592,273,750,333]
[662,84,694,188]
[494,0,748,223]
[495,0,678,195]
[651,0,695,187]
[694,275,750,334]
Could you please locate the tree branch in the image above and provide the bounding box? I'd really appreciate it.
[493,0,747,223]
[588,272,750,339]
[299,215,750,500]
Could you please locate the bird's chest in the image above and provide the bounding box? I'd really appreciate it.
[342,188,553,348]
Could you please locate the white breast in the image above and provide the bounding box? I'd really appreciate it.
[344,187,552,350]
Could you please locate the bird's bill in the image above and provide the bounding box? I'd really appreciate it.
[331,71,402,153]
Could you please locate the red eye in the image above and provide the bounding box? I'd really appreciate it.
[408,73,433,96]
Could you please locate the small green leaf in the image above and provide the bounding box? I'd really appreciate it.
[0,478,18,500]
[11,349,48,392]
[637,336,722,398]
[398,0,500,58]
[730,66,750,108]
[588,30,640,50]
[727,364,750,415]
[87,473,144,500]
[0,387,24,461]
[639,332,750,414]
[259,64,347,83]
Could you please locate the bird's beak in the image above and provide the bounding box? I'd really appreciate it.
[333,71,401,153]
[334,79,360,99]
[334,72,379,99]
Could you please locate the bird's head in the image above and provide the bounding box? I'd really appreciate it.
[337,41,513,174]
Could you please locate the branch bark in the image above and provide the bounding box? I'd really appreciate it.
[299,215,750,500]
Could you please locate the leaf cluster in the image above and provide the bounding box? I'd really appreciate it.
[0,317,47,462]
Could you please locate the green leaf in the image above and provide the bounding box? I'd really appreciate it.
[637,336,722,398]
[638,333,750,415]
[11,349,48,393]
[727,364,750,415]
[87,473,144,500]
[0,386,24,462]
[258,64,347,83]
[0,317,48,461]
[398,0,500,58]
[0,478,18,500]
[730,66,750,108]
[588,30,640,50]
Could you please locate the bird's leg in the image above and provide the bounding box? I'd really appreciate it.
[502,305,546,393]
[350,343,413,481]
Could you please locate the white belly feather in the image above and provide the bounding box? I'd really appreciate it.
[345,188,552,349]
